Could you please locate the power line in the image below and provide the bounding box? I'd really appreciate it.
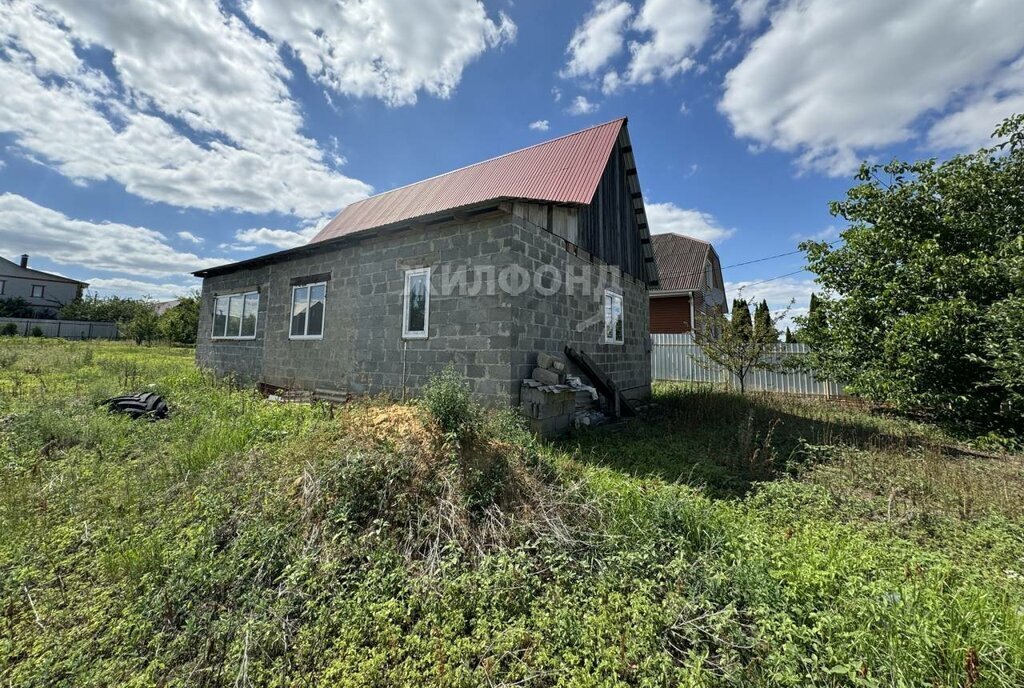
[731,268,810,290]
[655,240,839,282]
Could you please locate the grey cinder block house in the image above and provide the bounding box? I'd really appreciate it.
[193,118,660,406]
[0,254,87,317]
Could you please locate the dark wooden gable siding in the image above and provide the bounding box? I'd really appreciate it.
[577,142,645,280]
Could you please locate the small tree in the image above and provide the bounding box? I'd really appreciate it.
[693,304,791,393]
[784,327,796,344]
[0,323,17,336]
[158,295,200,345]
[125,309,160,345]
[0,297,34,318]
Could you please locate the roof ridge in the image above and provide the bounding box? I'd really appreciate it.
[345,117,627,207]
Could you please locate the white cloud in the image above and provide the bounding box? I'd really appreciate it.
[927,56,1024,151]
[552,86,563,102]
[567,95,599,116]
[625,0,713,85]
[0,192,220,278]
[86,277,197,301]
[733,0,771,31]
[0,0,371,218]
[245,0,515,107]
[232,216,332,250]
[646,202,734,243]
[562,0,632,78]
[562,0,713,93]
[721,0,1024,176]
[177,231,204,244]
[529,119,550,132]
[790,225,840,243]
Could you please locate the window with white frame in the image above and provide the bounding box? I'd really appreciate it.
[212,291,259,339]
[31,284,44,298]
[402,267,430,339]
[290,282,326,339]
[603,289,624,344]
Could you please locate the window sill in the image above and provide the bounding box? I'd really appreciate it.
[289,335,324,341]
[402,332,428,340]
[212,336,257,341]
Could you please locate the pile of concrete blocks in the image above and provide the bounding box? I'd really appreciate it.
[520,352,576,436]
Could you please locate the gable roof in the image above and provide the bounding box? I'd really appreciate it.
[311,118,626,244]
[0,256,88,286]
[650,233,715,292]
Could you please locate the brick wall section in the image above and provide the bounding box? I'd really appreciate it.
[507,214,652,401]
[197,212,517,405]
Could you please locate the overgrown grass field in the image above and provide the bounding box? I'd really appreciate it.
[1,339,1022,686]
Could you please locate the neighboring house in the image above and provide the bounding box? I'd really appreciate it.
[193,118,660,406]
[648,234,727,334]
[153,299,181,316]
[0,254,87,317]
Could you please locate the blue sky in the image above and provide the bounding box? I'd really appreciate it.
[1,0,1022,325]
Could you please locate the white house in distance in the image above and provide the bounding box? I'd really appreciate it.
[648,233,727,334]
[0,254,88,317]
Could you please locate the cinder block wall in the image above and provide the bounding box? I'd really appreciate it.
[197,212,519,405]
[507,214,652,401]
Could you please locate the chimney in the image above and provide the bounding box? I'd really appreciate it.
[19,254,28,268]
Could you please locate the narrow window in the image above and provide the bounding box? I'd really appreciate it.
[0,280,5,295]
[212,291,258,339]
[705,260,714,288]
[403,268,430,339]
[604,290,624,344]
[31,284,44,298]
[290,282,326,339]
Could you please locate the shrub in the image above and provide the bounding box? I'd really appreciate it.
[30,325,44,338]
[0,322,18,336]
[420,364,479,440]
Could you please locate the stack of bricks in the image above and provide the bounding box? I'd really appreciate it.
[520,352,575,436]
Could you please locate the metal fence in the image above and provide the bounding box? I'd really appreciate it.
[0,317,119,340]
[651,333,844,397]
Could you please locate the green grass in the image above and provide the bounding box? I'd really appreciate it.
[1,339,1022,686]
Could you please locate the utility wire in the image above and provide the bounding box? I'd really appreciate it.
[655,240,840,282]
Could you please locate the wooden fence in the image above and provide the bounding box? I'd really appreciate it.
[651,333,844,397]
[0,317,119,340]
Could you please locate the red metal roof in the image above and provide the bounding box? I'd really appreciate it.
[310,118,626,244]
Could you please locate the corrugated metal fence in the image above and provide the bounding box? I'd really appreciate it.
[0,317,119,340]
[652,333,844,397]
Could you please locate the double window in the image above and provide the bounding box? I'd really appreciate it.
[31,284,44,298]
[402,268,430,339]
[603,289,624,345]
[212,291,259,339]
[290,282,326,339]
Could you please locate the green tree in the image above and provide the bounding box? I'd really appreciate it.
[125,309,161,346]
[58,294,152,323]
[158,295,200,345]
[694,305,790,394]
[784,327,796,344]
[799,115,1024,433]
[0,297,34,318]
[730,298,752,341]
[753,299,778,342]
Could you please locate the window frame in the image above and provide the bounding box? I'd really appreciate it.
[289,281,327,341]
[0,279,5,295]
[211,290,259,341]
[705,260,713,288]
[30,284,45,298]
[603,289,624,345]
[402,267,431,340]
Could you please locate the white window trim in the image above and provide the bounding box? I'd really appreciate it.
[603,289,624,345]
[289,282,326,341]
[211,290,259,340]
[31,284,45,298]
[402,267,431,340]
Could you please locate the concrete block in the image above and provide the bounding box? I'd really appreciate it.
[537,352,566,372]
[531,367,563,386]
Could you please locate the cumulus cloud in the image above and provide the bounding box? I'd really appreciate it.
[562,0,632,78]
[86,277,198,301]
[177,231,204,244]
[529,120,550,131]
[733,0,771,31]
[927,56,1024,152]
[720,0,1024,176]
[0,193,220,278]
[726,276,816,331]
[232,216,332,250]
[567,95,599,116]
[0,0,371,218]
[245,0,515,107]
[563,0,713,93]
[646,202,734,243]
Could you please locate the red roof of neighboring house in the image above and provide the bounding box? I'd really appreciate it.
[311,118,626,244]
[651,233,715,292]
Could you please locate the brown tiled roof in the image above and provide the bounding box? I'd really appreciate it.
[650,233,712,291]
[311,119,626,243]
